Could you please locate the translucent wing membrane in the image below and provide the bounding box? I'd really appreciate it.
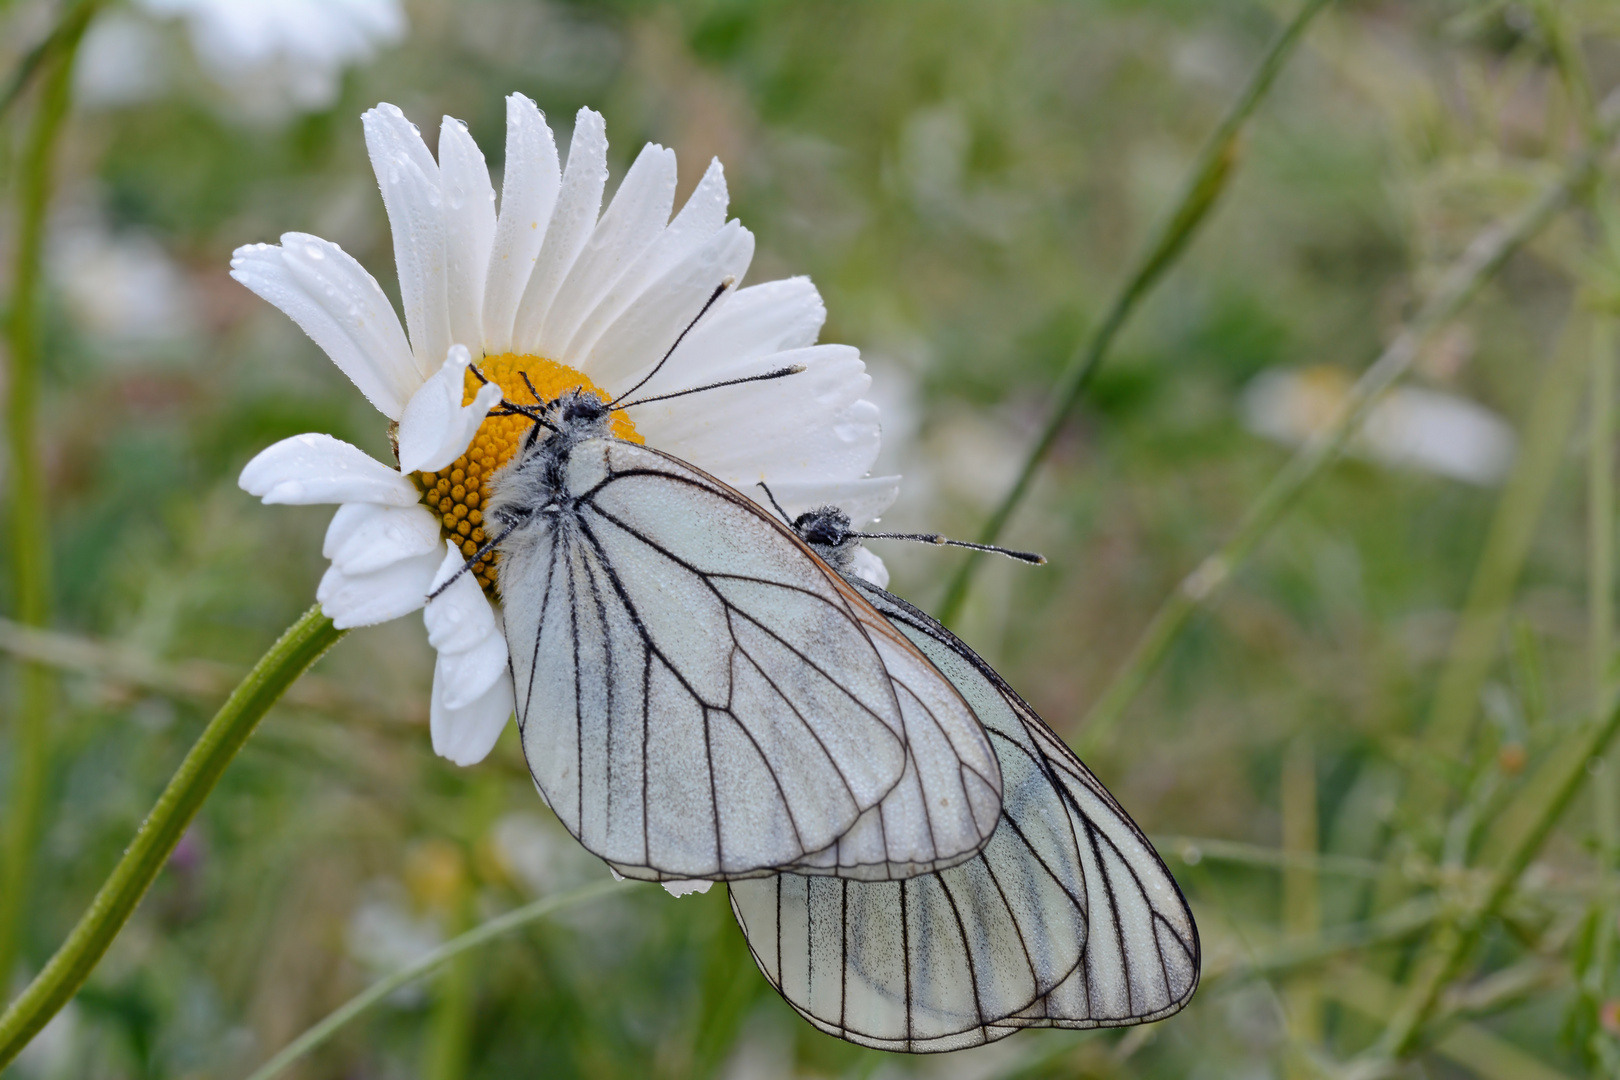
[728,583,1199,1052]
[498,440,1000,881]
[785,619,1003,880]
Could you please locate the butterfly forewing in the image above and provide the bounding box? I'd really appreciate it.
[500,437,999,882]
[786,617,1003,880]
[728,581,1199,1052]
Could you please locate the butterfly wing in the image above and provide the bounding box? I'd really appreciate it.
[728,581,1199,1051]
[784,619,1003,880]
[499,438,998,882]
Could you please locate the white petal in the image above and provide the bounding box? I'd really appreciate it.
[584,220,755,391]
[438,116,496,355]
[230,239,417,419]
[639,277,826,398]
[424,542,500,655]
[562,157,730,363]
[536,142,678,363]
[511,108,608,354]
[363,103,448,376]
[316,548,441,628]
[397,345,502,474]
[431,660,514,766]
[322,502,442,576]
[437,629,509,709]
[483,94,561,354]
[758,476,902,530]
[240,433,419,506]
[638,345,880,486]
[847,546,890,589]
[662,880,714,897]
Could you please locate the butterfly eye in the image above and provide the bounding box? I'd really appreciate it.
[803,520,844,545]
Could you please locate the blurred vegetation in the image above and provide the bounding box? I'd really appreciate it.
[3,0,1620,1076]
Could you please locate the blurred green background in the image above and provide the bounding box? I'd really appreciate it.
[4,0,1620,1076]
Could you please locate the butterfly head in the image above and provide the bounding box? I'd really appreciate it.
[791,506,861,571]
[552,388,613,432]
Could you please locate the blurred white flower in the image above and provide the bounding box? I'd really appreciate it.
[80,0,405,116]
[346,882,443,1007]
[488,813,569,896]
[50,215,198,350]
[237,95,896,767]
[74,13,172,106]
[1242,365,1517,486]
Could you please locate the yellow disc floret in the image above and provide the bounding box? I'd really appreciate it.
[411,353,642,593]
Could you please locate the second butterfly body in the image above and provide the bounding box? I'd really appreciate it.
[728,507,1200,1052]
[484,391,1002,883]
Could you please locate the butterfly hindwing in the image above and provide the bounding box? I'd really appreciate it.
[728,581,1199,1051]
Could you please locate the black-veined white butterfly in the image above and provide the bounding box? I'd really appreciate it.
[471,376,1003,884]
[727,504,1200,1052]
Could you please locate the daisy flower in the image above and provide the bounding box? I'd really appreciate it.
[235,95,899,768]
[133,0,405,114]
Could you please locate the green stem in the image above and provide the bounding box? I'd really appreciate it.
[935,0,1334,626]
[1074,93,1620,755]
[0,0,101,122]
[241,877,634,1080]
[1371,692,1620,1061]
[1589,313,1617,1016]
[0,606,345,1069]
[423,887,474,1080]
[0,10,91,992]
[1401,307,1593,826]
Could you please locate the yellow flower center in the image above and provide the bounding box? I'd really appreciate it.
[411,353,642,593]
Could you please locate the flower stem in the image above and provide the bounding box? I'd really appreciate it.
[1369,690,1620,1061]
[242,877,634,1080]
[0,9,90,992]
[0,0,101,121]
[1401,307,1594,825]
[0,606,346,1069]
[1074,91,1620,755]
[934,0,1334,627]
[1588,310,1619,1049]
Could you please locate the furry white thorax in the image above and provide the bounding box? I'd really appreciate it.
[483,389,617,595]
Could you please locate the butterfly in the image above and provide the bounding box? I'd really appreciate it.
[471,383,1003,885]
[727,504,1200,1052]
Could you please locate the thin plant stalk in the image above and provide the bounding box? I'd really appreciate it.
[934,0,1335,626]
[0,0,101,122]
[1401,308,1594,827]
[423,874,473,1080]
[0,13,91,991]
[1281,735,1321,1068]
[0,607,345,1068]
[1369,691,1620,1061]
[1589,312,1619,1049]
[1075,93,1620,754]
[241,877,634,1080]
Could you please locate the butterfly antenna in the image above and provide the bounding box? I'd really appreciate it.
[470,362,559,431]
[755,482,794,526]
[426,519,526,601]
[607,279,733,408]
[854,531,1047,565]
[615,365,805,410]
[518,370,545,407]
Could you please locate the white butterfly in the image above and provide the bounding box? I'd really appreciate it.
[728,506,1200,1052]
[475,388,1003,884]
